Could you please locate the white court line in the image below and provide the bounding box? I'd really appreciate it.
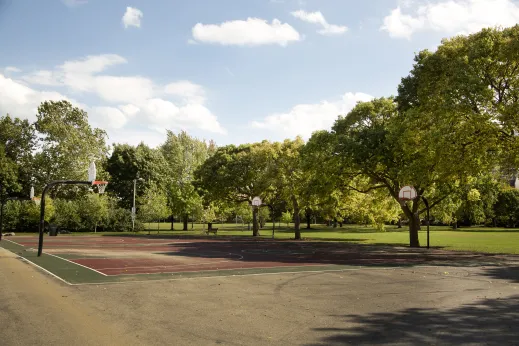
[2,240,73,285]
[3,238,107,277]
[45,252,108,276]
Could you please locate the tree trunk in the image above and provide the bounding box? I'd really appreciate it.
[305,209,311,229]
[397,218,402,228]
[252,207,260,236]
[183,214,188,231]
[170,216,174,230]
[208,222,212,230]
[408,213,420,247]
[333,218,338,228]
[292,197,301,240]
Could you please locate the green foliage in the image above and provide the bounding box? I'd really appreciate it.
[494,189,519,227]
[281,211,292,226]
[195,141,278,236]
[105,143,168,208]
[138,184,169,223]
[0,115,36,196]
[33,101,108,198]
[78,194,108,232]
[161,131,211,223]
[53,199,81,231]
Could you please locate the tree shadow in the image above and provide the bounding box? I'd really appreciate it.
[305,295,519,345]
[150,239,516,268]
[483,266,519,283]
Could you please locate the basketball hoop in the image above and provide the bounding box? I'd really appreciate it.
[252,196,262,207]
[399,185,417,201]
[92,181,108,194]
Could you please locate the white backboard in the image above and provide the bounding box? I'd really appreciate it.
[398,185,417,200]
[88,162,97,182]
[252,196,262,206]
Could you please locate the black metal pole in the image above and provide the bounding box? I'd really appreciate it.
[38,180,91,257]
[422,196,430,249]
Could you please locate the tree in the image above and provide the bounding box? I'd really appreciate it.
[161,130,212,230]
[0,115,36,197]
[78,194,108,232]
[397,26,519,176]
[53,199,81,231]
[195,142,277,236]
[105,143,168,209]
[323,94,495,247]
[138,183,169,232]
[281,211,292,227]
[494,188,519,227]
[33,101,108,198]
[272,138,308,239]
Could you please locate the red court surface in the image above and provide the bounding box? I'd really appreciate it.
[8,235,517,278]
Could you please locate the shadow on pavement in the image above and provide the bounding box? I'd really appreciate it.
[483,266,519,283]
[305,295,519,345]
[149,239,517,268]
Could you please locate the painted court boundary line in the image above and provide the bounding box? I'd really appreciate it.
[5,238,107,276]
[45,252,108,276]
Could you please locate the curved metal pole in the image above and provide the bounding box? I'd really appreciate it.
[38,180,91,257]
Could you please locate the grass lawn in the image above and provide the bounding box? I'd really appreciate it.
[138,222,519,254]
[16,222,518,255]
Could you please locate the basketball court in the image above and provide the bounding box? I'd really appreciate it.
[1,234,516,285]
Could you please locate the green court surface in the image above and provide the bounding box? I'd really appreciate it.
[0,238,360,285]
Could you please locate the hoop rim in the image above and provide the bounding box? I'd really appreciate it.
[92,180,108,185]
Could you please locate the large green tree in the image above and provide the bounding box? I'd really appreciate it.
[0,115,36,197]
[105,143,168,209]
[33,101,108,198]
[161,130,213,230]
[195,141,277,236]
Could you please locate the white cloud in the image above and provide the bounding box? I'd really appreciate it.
[252,92,374,139]
[4,66,21,74]
[164,80,206,104]
[0,54,226,142]
[192,18,301,46]
[90,106,128,129]
[291,10,348,36]
[122,7,143,29]
[381,0,519,39]
[0,74,76,122]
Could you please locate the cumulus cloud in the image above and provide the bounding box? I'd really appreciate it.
[0,54,226,142]
[381,0,519,39]
[251,92,374,139]
[122,7,143,29]
[192,18,301,46]
[291,10,348,35]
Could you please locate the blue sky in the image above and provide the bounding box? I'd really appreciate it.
[1,0,518,147]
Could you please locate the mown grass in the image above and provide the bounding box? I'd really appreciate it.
[137,222,519,254]
[27,222,517,254]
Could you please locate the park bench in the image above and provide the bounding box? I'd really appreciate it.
[206,228,218,235]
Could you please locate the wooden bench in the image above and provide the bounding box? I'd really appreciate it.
[206,228,218,235]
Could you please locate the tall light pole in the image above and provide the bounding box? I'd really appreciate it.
[132,178,144,232]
